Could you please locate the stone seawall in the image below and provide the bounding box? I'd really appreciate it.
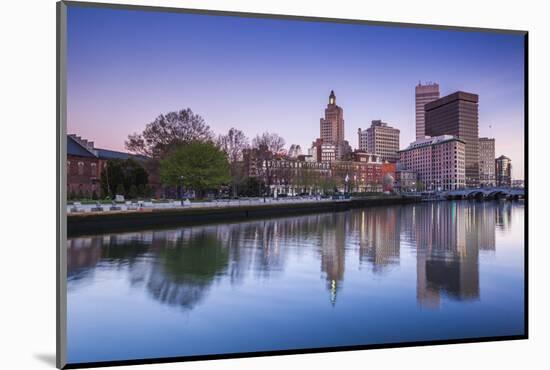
[67,196,419,237]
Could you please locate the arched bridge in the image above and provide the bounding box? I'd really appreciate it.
[446,187,525,200]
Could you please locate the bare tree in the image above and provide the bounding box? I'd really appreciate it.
[216,128,250,163]
[252,132,286,154]
[126,108,214,159]
[248,133,289,197]
[216,128,250,196]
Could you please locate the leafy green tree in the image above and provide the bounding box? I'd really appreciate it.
[125,109,213,197]
[228,161,248,197]
[302,169,320,194]
[115,183,125,196]
[160,142,230,198]
[100,158,149,198]
[238,177,267,197]
[129,185,138,199]
[91,190,98,200]
[144,184,154,198]
[319,177,338,195]
[126,108,214,159]
[77,189,84,200]
[137,184,145,198]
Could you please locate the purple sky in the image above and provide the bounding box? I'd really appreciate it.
[67,5,525,179]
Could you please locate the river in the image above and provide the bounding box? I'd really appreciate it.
[66,200,525,364]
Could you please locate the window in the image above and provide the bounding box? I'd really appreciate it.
[91,163,97,176]
[78,162,84,175]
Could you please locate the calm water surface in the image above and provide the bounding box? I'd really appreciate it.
[67,201,525,364]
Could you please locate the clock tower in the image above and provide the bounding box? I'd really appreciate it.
[329,90,336,105]
[320,90,346,159]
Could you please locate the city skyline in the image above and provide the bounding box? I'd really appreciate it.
[67,6,525,178]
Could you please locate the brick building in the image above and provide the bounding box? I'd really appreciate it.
[245,149,389,195]
[67,135,101,197]
[67,134,152,197]
[309,138,337,163]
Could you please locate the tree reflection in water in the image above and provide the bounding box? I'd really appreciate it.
[147,231,228,309]
[67,200,517,310]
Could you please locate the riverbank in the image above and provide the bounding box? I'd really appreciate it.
[67,196,419,236]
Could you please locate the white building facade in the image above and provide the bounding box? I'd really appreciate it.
[399,135,466,191]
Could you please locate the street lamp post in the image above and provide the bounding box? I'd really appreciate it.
[344,173,349,197]
[179,175,184,206]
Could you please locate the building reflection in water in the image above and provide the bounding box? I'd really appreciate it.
[318,213,347,305]
[496,201,513,231]
[67,201,508,310]
[408,202,497,308]
[355,208,401,272]
[316,207,402,305]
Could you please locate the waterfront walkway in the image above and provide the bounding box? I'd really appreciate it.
[67,195,416,236]
[68,196,343,214]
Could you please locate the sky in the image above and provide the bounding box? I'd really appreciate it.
[67,5,526,179]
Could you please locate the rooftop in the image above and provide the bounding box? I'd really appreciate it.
[425,91,479,111]
[67,134,148,161]
[400,135,465,152]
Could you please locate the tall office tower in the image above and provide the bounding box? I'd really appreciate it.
[364,120,400,163]
[479,137,496,187]
[357,128,368,151]
[495,155,512,187]
[415,82,440,140]
[425,91,480,188]
[320,90,345,159]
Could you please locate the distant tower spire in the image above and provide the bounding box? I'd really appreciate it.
[329,90,336,105]
[329,279,336,305]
